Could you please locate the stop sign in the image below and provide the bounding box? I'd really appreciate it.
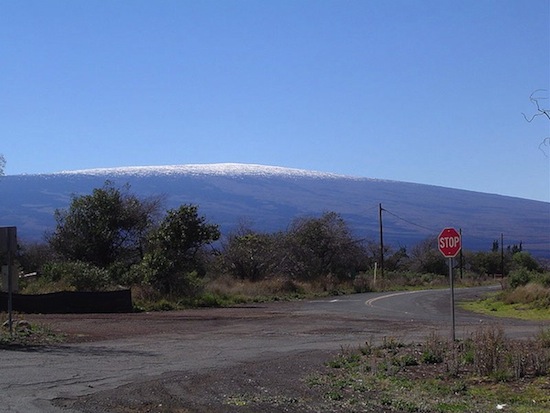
[438,227,461,258]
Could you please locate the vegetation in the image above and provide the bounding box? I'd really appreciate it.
[523,89,550,156]
[132,204,220,295]
[308,326,550,412]
[47,182,162,270]
[2,181,548,407]
[1,181,546,314]
[461,267,550,321]
[0,317,64,347]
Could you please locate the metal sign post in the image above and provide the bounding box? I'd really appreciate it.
[438,227,461,342]
[448,257,455,342]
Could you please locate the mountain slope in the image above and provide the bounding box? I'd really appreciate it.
[1,163,548,257]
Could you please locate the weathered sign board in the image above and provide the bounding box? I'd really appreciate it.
[0,226,17,254]
[0,226,17,333]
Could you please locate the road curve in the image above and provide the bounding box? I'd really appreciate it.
[1,286,547,413]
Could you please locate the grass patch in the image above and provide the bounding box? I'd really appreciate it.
[0,315,65,347]
[309,327,550,412]
[462,281,550,321]
[132,276,358,311]
[462,293,550,321]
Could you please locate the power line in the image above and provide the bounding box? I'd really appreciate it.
[381,207,437,233]
[362,203,380,215]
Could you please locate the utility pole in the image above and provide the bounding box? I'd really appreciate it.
[500,233,504,277]
[379,203,384,279]
[459,228,463,279]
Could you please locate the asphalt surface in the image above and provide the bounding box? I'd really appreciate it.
[1,286,547,412]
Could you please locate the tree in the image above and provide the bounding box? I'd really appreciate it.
[47,182,162,271]
[385,246,409,272]
[511,251,540,272]
[522,89,550,157]
[143,204,220,294]
[469,250,506,276]
[18,241,57,275]
[220,226,279,281]
[283,212,366,280]
[408,237,447,275]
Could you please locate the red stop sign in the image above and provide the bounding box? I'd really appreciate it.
[438,227,461,257]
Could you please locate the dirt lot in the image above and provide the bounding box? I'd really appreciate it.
[54,349,342,413]
[29,307,366,413]
[17,288,547,413]
[21,301,406,412]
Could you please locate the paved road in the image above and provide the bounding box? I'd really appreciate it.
[0,286,547,412]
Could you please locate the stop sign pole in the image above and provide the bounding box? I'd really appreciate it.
[438,227,462,341]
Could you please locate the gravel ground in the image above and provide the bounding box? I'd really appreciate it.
[53,349,342,413]
[18,288,546,413]
[25,306,356,413]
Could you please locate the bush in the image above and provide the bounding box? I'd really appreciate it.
[353,273,372,293]
[41,261,111,292]
[471,326,507,378]
[512,252,541,272]
[69,264,111,292]
[505,283,550,309]
[509,268,534,289]
[536,328,550,348]
[533,272,550,288]
[148,298,177,311]
[422,331,446,364]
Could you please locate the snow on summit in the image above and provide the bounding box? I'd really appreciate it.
[57,163,349,179]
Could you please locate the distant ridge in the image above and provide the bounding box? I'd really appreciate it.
[1,163,549,257]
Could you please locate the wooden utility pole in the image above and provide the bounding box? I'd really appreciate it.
[379,203,384,279]
[459,228,463,279]
[500,233,504,277]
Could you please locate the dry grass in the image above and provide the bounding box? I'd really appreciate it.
[310,326,550,412]
[504,282,550,308]
[205,275,317,301]
[130,275,354,310]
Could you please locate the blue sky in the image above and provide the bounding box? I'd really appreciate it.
[1,0,549,202]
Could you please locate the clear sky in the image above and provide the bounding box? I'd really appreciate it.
[1,0,549,201]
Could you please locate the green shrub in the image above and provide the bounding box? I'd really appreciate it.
[194,293,224,307]
[70,264,111,292]
[42,261,69,282]
[42,261,111,291]
[396,354,418,367]
[512,252,541,272]
[20,275,72,294]
[148,298,177,311]
[422,349,444,364]
[422,331,446,364]
[327,351,361,369]
[381,336,406,351]
[509,268,534,289]
[533,272,550,288]
[536,328,550,348]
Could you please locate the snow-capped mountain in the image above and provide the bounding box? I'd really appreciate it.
[1,163,549,257]
[58,163,348,179]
